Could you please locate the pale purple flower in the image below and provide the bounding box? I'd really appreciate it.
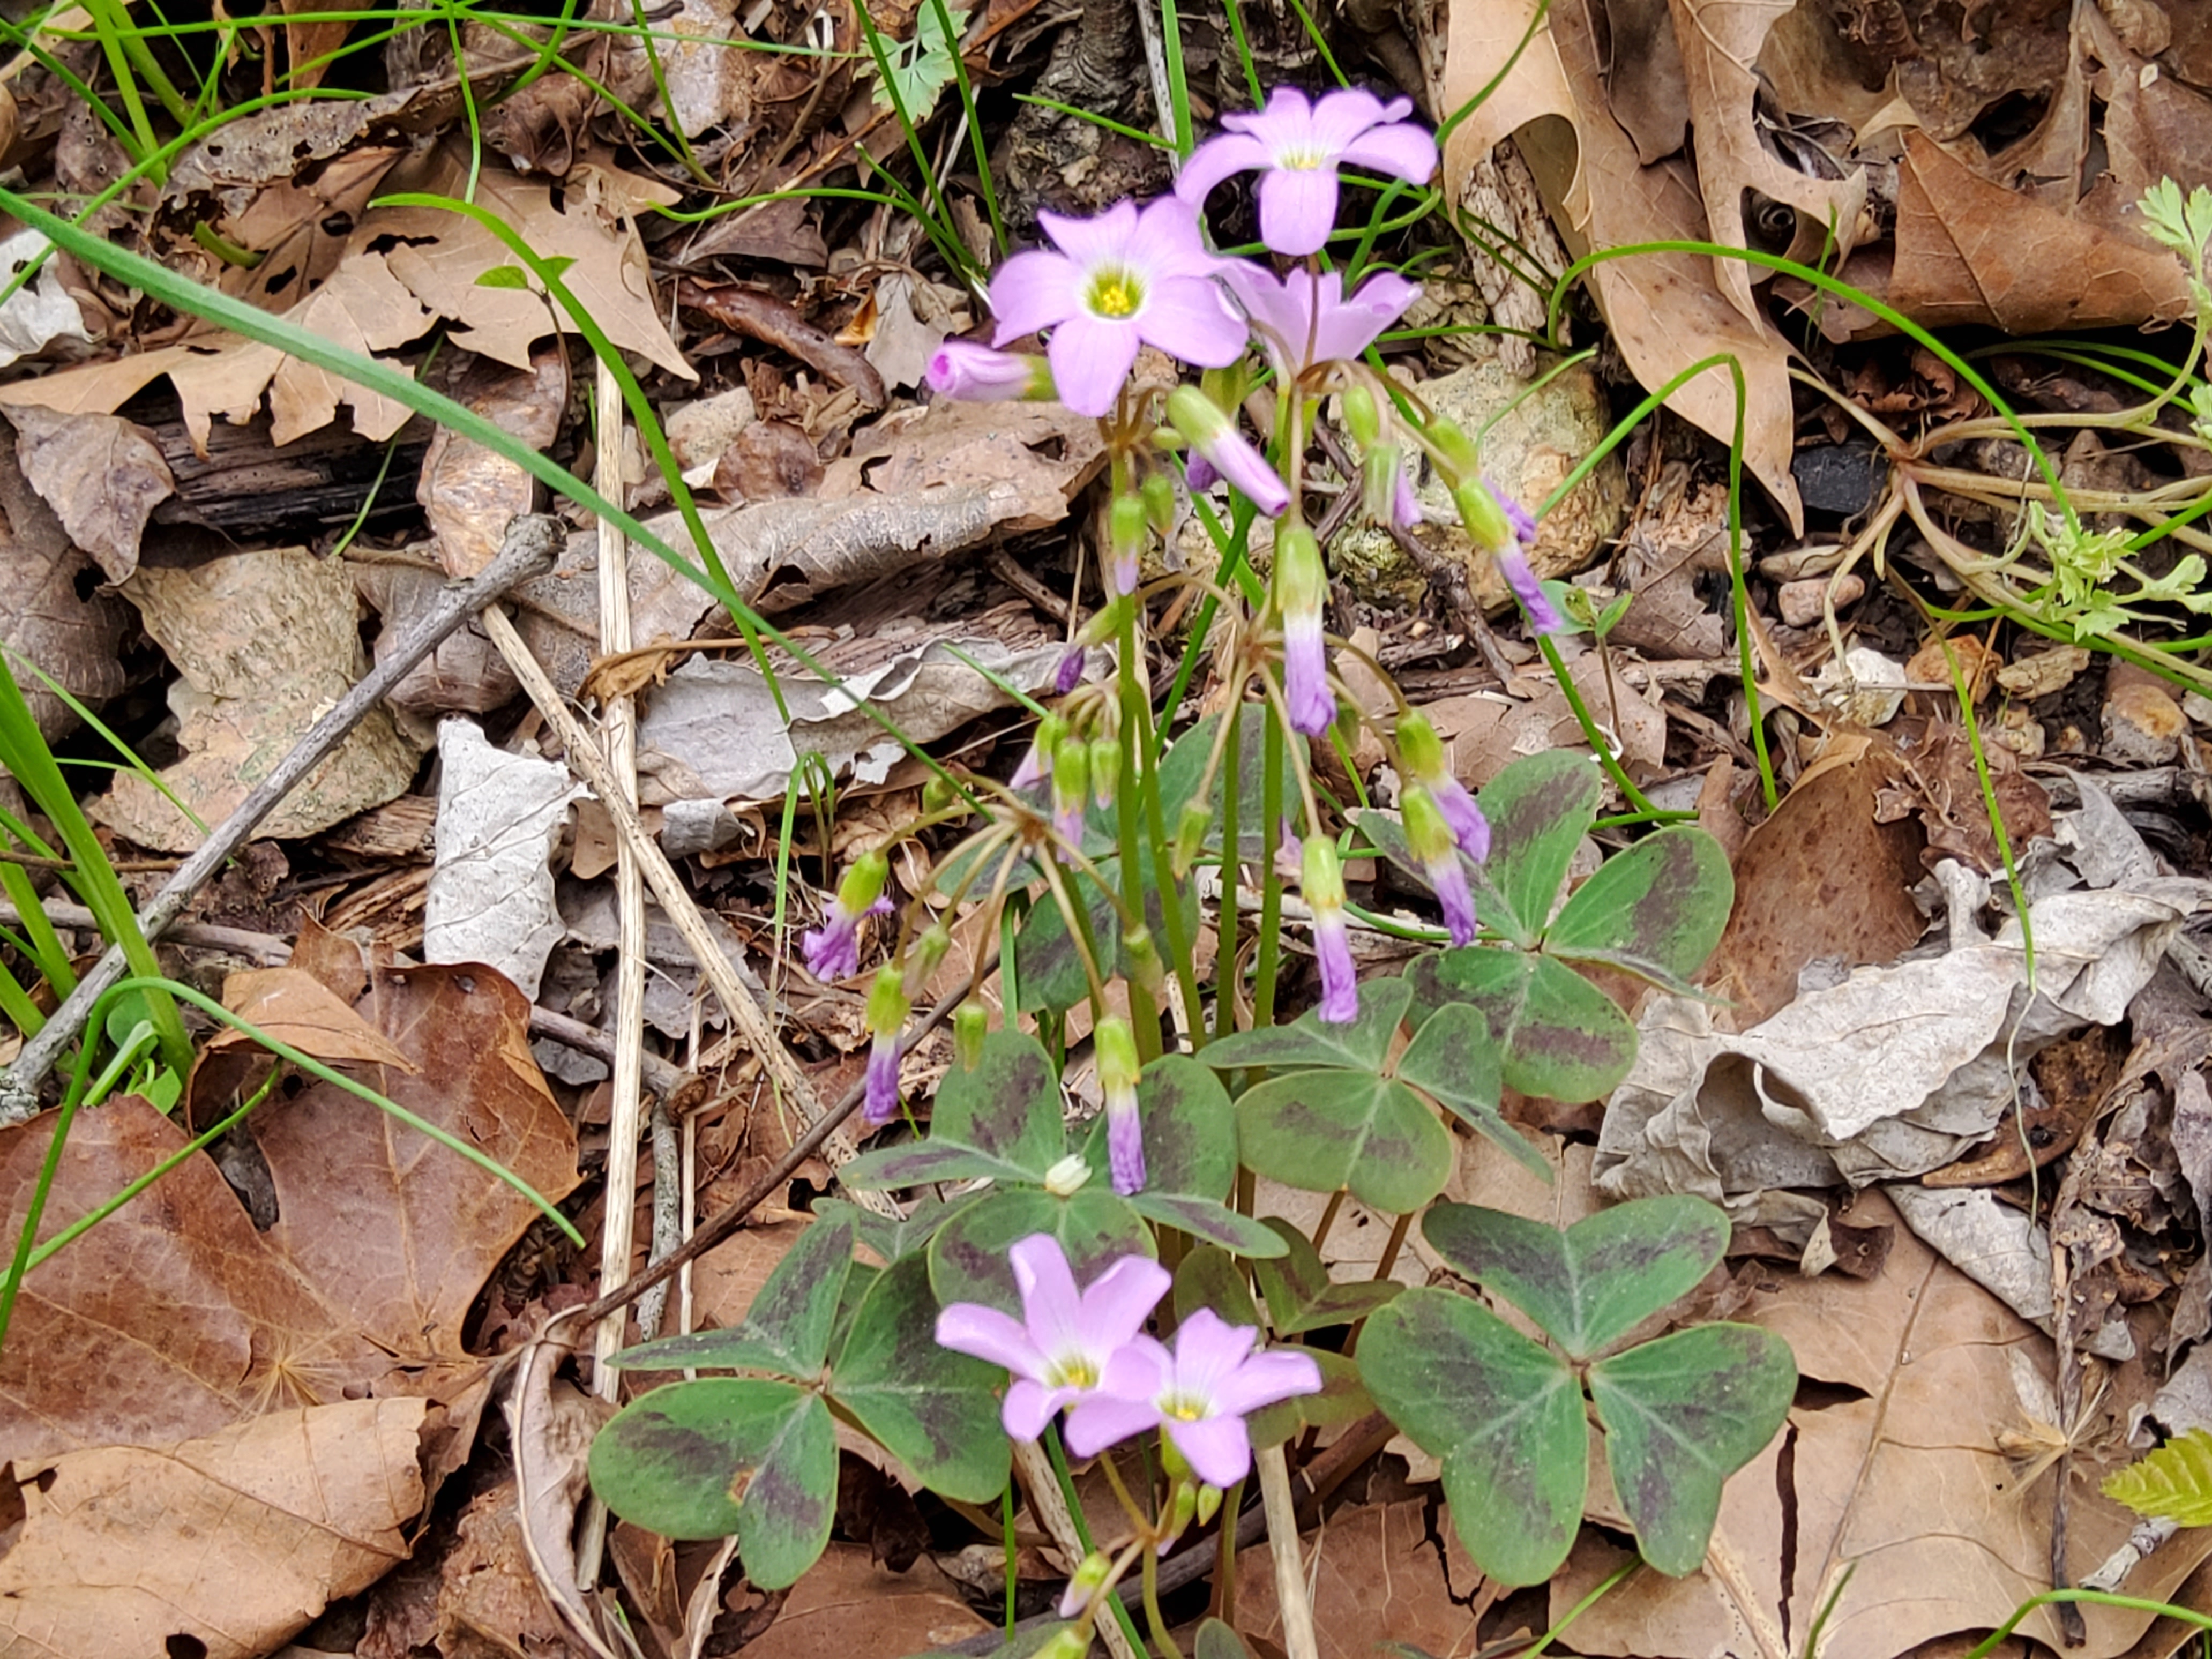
[1396,712,1488,862]
[1219,264,1419,381]
[1051,739,1089,860]
[1167,386,1288,517]
[988,198,1243,417]
[1453,475,1561,638]
[936,1235,1171,1440]
[1177,87,1438,257]
[1095,1017,1145,1196]
[1065,1309,1322,1488]
[862,966,910,1125]
[1303,836,1359,1024]
[1499,549,1564,637]
[928,339,1047,402]
[1392,461,1422,529]
[1055,646,1087,695]
[1012,712,1067,792]
[1184,452,1219,492]
[802,853,891,982]
[1274,525,1333,736]
[1404,787,1476,947]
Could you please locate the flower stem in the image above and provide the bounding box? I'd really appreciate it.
[1142,1538,1185,1659]
[1214,696,1243,1044]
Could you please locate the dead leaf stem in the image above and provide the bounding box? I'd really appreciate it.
[0,514,564,1124]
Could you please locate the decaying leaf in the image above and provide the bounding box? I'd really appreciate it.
[0,431,130,741]
[6,405,173,582]
[1229,1498,1490,1659]
[0,1399,428,1659]
[96,544,423,850]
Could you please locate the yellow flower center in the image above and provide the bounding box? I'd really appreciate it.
[1279,147,1326,170]
[1164,1396,1205,1422]
[1048,1355,1100,1391]
[1086,267,1144,318]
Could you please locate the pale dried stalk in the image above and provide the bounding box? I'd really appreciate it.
[1011,1437,1142,1659]
[1257,1444,1319,1659]
[476,602,899,1214]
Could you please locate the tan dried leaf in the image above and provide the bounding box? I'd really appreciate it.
[0,1399,427,1659]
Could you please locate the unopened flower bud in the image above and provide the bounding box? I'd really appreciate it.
[1095,1016,1146,1195]
[863,966,911,1124]
[1162,1482,1198,1548]
[1396,711,1490,862]
[1342,383,1380,448]
[1302,835,1358,1024]
[1200,361,1251,413]
[1123,924,1165,998]
[1141,470,1177,534]
[1172,798,1213,875]
[1452,477,1514,551]
[1274,524,1334,736]
[1043,1153,1094,1198]
[1362,444,1402,527]
[1108,491,1149,599]
[926,338,1053,402]
[1034,1625,1089,1659]
[1012,711,1067,791]
[921,772,967,817]
[1195,1483,1223,1527]
[901,923,951,998]
[1167,385,1289,518]
[953,998,989,1070]
[1051,736,1089,855]
[1404,787,1476,947]
[1058,1551,1114,1619]
[1425,413,1479,479]
[1089,735,1122,809]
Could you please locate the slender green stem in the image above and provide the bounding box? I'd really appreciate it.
[1961,1589,2212,1659]
[1255,714,1284,1027]
[1044,1424,1149,1658]
[1214,698,1243,1043]
[1002,1481,1019,1640]
[1141,1542,1183,1659]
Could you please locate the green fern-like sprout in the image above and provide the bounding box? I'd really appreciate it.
[2104,1429,2212,1528]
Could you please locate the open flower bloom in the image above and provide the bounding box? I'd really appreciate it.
[1273,525,1334,736]
[1178,87,1438,257]
[936,1235,1172,1440]
[1066,1309,1324,1488]
[862,966,910,1125]
[1395,711,1488,862]
[989,197,1244,418]
[1219,264,1419,382]
[1095,1015,1146,1195]
[1404,786,1476,946]
[1302,836,1359,1023]
[1167,385,1288,517]
[802,851,892,981]
[928,338,1051,402]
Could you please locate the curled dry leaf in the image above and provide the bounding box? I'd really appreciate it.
[0,430,129,741]
[677,280,889,410]
[6,405,174,582]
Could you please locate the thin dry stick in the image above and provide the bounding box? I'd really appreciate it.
[476,601,899,1215]
[0,517,565,1125]
[1257,1444,1320,1659]
[1011,1437,1142,1659]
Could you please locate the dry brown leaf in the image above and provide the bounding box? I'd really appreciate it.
[1561,1189,2212,1659]
[1438,0,1803,529]
[732,1546,991,1659]
[95,544,422,850]
[0,432,129,741]
[211,965,419,1073]
[6,406,172,582]
[0,1399,427,1659]
[827,394,1107,536]
[435,1477,596,1659]
[1702,734,1929,1029]
[420,346,568,578]
[1228,1498,1490,1659]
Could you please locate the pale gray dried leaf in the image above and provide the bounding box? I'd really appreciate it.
[424,718,579,1002]
[9,405,174,582]
[419,346,566,578]
[98,545,423,849]
[0,439,129,740]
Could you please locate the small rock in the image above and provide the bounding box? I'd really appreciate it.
[1990,705,2046,759]
[1811,646,1908,727]
[1996,644,2091,699]
[1758,544,1846,581]
[2103,680,2186,765]
[1778,573,1865,627]
[2183,690,2212,727]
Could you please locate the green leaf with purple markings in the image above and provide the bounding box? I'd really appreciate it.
[587,1378,835,1586]
[1588,1322,1796,1574]
[1358,1289,1587,1586]
[819,1192,960,1265]
[1407,947,1637,1104]
[1545,825,1733,992]
[611,1211,856,1376]
[1174,1244,1262,1329]
[1253,1216,1402,1335]
[1248,1348,1370,1448]
[1392,1001,1548,1179]
[1469,749,1602,945]
[828,1253,1010,1503]
[1236,1067,1454,1213]
[928,1184,1154,1314]
[840,1028,1064,1190]
[1422,1197,1729,1359]
[1199,975,1414,1073]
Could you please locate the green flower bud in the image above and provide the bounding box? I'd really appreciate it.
[865,963,910,1035]
[1089,735,1122,809]
[1110,491,1148,563]
[1342,383,1381,449]
[1302,833,1347,911]
[953,998,989,1070]
[1426,413,1479,479]
[1167,384,1232,450]
[1035,1625,1090,1659]
[1164,1481,1198,1542]
[1172,798,1214,876]
[835,850,888,915]
[1452,477,1513,551]
[921,772,968,817]
[901,923,951,999]
[1273,522,1326,618]
[1200,361,1251,413]
[1195,1483,1223,1527]
[1094,1014,1141,1097]
[1396,710,1446,781]
[1402,785,1454,865]
[1123,924,1165,998]
[1141,470,1177,534]
[1362,444,1402,526]
[1043,1153,1093,1197]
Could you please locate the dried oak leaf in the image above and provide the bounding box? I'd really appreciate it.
[6,405,174,582]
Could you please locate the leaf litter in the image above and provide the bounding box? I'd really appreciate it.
[11,2,2212,1655]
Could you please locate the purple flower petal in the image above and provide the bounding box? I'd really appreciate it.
[1314,908,1358,1023]
[1305,87,1403,148]
[989,249,1081,342]
[1283,612,1335,736]
[1077,1256,1171,1349]
[1337,122,1439,185]
[1129,195,1223,280]
[1166,1309,1258,1394]
[1047,312,1143,418]
[1011,1234,1088,1359]
[1063,1388,1167,1460]
[936,1303,1046,1377]
[863,1030,903,1123]
[1003,1378,1070,1441]
[1207,1348,1324,1419]
[1163,1414,1254,1489]
[1432,853,1477,946]
[1195,423,1289,517]
[1107,1090,1146,1195]
[1184,451,1220,492]
[1220,84,1310,137]
[1176,130,1272,206]
[1432,780,1491,863]
[1137,275,1247,369]
[1257,166,1340,257]
[1321,270,1419,362]
[1498,549,1564,636]
[802,915,857,982]
[1036,200,1140,271]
